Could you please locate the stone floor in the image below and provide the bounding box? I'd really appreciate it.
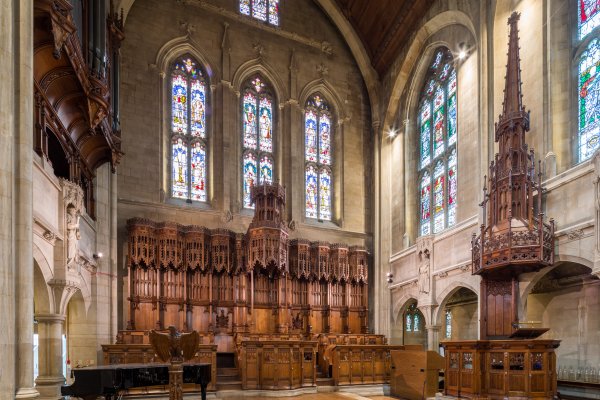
[222,395,395,400]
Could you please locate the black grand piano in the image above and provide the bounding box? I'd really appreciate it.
[61,362,211,400]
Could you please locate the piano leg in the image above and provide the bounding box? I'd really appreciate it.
[200,382,207,400]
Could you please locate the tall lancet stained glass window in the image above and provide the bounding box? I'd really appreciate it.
[242,75,275,209]
[170,56,208,202]
[578,38,600,161]
[239,0,280,26]
[418,48,457,236]
[305,94,333,221]
[579,0,600,40]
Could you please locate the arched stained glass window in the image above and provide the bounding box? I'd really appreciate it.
[242,75,275,209]
[404,303,422,333]
[578,38,600,161]
[305,94,333,221]
[445,309,452,339]
[170,56,208,202]
[418,48,457,235]
[240,0,280,26]
[579,0,600,40]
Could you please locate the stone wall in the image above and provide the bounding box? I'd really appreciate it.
[117,0,373,329]
[378,0,598,367]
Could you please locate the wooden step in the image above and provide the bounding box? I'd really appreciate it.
[217,367,239,377]
[316,377,334,386]
[217,375,240,383]
[216,380,243,391]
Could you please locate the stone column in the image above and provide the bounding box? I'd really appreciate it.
[426,324,441,352]
[15,0,37,398]
[0,0,17,397]
[34,314,65,399]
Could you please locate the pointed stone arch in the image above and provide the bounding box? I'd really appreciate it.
[382,10,477,130]
[154,35,220,82]
[434,281,479,326]
[298,79,347,122]
[232,58,287,103]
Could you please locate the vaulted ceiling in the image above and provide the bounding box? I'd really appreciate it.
[333,0,435,76]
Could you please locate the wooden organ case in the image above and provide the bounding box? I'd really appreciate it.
[126,182,369,338]
[442,13,559,400]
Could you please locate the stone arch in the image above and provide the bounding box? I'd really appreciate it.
[155,35,220,82]
[434,280,480,325]
[392,292,419,324]
[32,242,54,285]
[298,79,347,121]
[519,256,595,319]
[298,79,347,223]
[116,0,381,126]
[33,259,52,315]
[382,10,477,130]
[232,58,288,103]
[155,36,219,203]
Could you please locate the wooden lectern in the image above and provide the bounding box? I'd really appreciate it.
[390,350,444,400]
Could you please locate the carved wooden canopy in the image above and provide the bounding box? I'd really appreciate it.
[472,12,554,278]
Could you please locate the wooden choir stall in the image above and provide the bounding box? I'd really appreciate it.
[101,183,407,392]
[441,12,560,400]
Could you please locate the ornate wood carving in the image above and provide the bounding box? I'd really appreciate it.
[469,12,555,339]
[34,0,125,217]
[126,183,369,335]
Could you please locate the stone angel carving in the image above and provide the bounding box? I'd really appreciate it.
[149,326,200,363]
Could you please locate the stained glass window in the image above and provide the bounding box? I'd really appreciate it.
[433,162,445,233]
[420,172,431,236]
[172,138,188,199]
[240,0,280,26]
[445,309,452,339]
[191,142,206,202]
[170,56,208,202]
[404,303,422,333]
[259,155,273,184]
[243,152,258,208]
[305,94,333,220]
[418,47,457,235]
[578,38,600,161]
[579,0,600,40]
[242,75,275,208]
[305,165,318,219]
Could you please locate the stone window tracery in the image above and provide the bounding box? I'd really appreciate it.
[242,75,275,209]
[240,0,280,26]
[304,94,333,221]
[170,56,208,202]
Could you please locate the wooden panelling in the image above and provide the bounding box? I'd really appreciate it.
[330,345,404,386]
[443,340,560,399]
[238,340,317,390]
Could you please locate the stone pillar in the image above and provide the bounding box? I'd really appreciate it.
[426,324,441,352]
[34,314,65,399]
[0,0,17,397]
[14,0,37,397]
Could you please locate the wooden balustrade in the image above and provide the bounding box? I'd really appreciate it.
[443,339,560,399]
[314,334,387,376]
[238,340,317,390]
[329,345,404,386]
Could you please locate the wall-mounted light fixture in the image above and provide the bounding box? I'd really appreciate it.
[93,252,103,259]
[386,272,394,284]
